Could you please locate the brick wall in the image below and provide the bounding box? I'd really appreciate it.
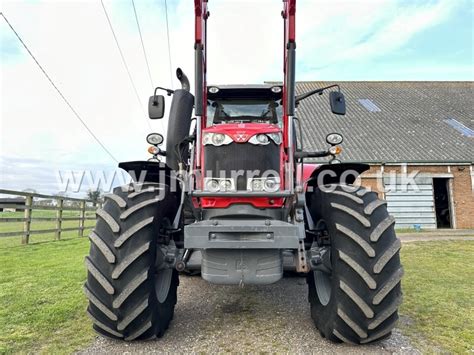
[359,164,474,229]
[450,166,474,229]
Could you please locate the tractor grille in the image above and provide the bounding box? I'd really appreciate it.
[204,142,280,190]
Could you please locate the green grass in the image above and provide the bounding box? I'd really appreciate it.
[0,237,94,354]
[400,241,474,353]
[0,210,95,248]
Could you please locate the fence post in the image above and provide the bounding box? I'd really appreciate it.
[55,198,63,240]
[78,200,86,237]
[22,195,33,245]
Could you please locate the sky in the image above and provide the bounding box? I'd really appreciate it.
[1,0,473,196]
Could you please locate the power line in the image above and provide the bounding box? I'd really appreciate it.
[100,0,153,131]
[131,0,166,136]
[164,0,174,88]
[131,0,154,90]
[0,12,119,163]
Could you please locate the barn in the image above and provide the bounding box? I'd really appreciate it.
[297,81,474,229]
[0,197,26,212]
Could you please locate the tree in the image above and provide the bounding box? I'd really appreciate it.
[87,189,102,206]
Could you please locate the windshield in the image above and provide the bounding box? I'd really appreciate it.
[207,99,283,125]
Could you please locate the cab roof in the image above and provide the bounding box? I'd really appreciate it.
[207,84,283,100]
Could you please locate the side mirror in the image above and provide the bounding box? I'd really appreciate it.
[329,91,346,115]
[148,95,165,119]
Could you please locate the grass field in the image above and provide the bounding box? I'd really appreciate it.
[0,237,93,354]
[0,234,472,353]
[400,241,474,353]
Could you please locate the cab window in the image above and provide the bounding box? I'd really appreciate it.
[207,99,283,125]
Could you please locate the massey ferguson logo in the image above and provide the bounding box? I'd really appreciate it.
[235,133,248,142]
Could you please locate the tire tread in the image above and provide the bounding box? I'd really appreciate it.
[84,184,179,341]
[308,184,403,345]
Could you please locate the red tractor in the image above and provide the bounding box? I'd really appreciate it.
[85,0,403,344]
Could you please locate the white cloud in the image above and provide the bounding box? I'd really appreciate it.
[296,0,462,78]
[340,1,458,60]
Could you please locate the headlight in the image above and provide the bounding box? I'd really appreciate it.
[247,177,280,192]
[264,178,279,192]
[248,133,282,145]
[266,133,282,145]
[146,133,164,145]
[251,179,264,191]
[203,133,233,146]
[326,133,343,145]
[205,179,220,192]
[220,179,233,191]
[249,134,273,145]
[204,178,236,192]
[213,133,226,145]
[256,134,269,144]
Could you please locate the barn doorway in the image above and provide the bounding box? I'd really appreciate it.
[433,178,452,229]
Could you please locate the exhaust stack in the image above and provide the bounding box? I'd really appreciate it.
[176,68,190,92]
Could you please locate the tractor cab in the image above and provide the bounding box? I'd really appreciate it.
[200,85,285,205]
[206,85,283,126]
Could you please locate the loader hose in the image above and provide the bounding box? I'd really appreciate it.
[176,68,190,92]
[174,134,195,169]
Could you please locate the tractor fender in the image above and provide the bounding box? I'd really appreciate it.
[305,162,370,190]
[119,160,188,230]
[302,163,321,183]
[118,161,181,193]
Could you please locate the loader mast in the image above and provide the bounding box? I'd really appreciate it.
[283,0,296,117]
[283,0,297,191]
[194,0,208,167]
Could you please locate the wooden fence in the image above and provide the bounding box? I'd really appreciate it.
[0,189,101,244]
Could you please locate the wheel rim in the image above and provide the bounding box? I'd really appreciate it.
[155,269,172,303]
[314,270,332,306]
[155,217,173,303]
[312,219,332,306]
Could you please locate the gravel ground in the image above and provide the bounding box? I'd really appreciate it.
[79,275,418,354]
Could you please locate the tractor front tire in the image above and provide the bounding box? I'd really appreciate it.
[307,184,403,344]
[84,183,179,341]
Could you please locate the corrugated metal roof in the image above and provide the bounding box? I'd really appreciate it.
[290,81,474,163]
[0,197,25,204]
